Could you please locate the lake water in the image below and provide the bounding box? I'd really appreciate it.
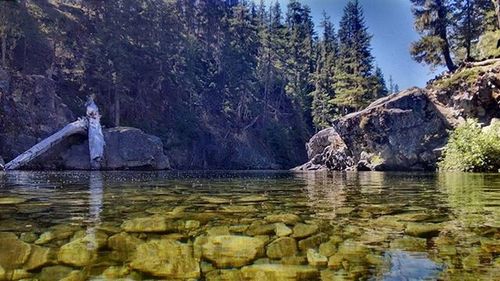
[0,171,498,280]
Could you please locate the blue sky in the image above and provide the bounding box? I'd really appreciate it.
[260,0,445,90]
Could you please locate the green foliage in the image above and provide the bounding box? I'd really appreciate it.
[439,120,500,172]
[433,67,482,90]
[478,30,500,59]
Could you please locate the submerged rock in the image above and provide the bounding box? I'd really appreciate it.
[24,245,52,270]
[206,269,243,281]
[292,223,319,239]
[265,214,301,225]
[57,232,107,267]
[240,264,319,281]
[307,249,328,266]
[405,222,442,238]
[121,216,174,232]
[107,232,144,261]
[130,239,200,279]
[202,235,265,268]
[266,237,298,259]
[0,233,32,269]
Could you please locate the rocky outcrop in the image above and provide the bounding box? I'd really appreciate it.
[295,61,500,171]
[25,127,170,170]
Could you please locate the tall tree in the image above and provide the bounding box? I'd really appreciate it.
[410,0,457,72]
[334,0,375,113]
[373,66,388,98]
[311,12,337,129]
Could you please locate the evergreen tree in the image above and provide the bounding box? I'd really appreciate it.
[388,75,395,94]
[373,66,388,98]
[410,0,456,71]
[334,0,375,113]
[311,12,337,129]
[394,84,400,93]
[451,0,493,60]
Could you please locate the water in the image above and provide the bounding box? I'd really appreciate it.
[0,171,498,280]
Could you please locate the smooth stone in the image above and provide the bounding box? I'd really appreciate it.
[275,223,293,237]
[5,269,32,280]
[39,266,74,281]
[58,232,107,267]
[281,256,307,265]
[371,216,406,231]
[327,254,343,270]
[319,240,337,257]
[220,205,258,213]
[207,226,231,236]
[365,254,384,265]
[24,245,52,270]
[121,216,174,232]
[307,249,328,266]
[19,232,38,243]
[35,224,80,245]
[101,266,130,279]
[405,222,442,238]
[336,207,355,215]
[229,225,250,233]
[390,236,427,252]
[298,233,329,251]
[200,196,231,204]
[0,233,32,269]
[59,270,86,281]
[108,232,144,261]
[206,269,243,281]
[394,212,431,222]
[265,214,301,225]
[130,239,200,279]
[247,222,276,236]
[292,223,319,239]
[255,235,271,245]
[240,264,319,281]
[266,237,298,259]
[336,240,370,264]
[202,235,265,268]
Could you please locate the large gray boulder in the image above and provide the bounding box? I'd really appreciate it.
[295,88,450,171]
[26,127,170,170]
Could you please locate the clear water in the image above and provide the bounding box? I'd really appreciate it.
[0,171,498,280]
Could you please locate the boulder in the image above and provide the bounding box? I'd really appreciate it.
[27,127,171,170]
[0,233,32,269]
[130,239,200,279]
[202,235,265,268]
[266,237,298,259]
[240,264,319,281]
[295,88,449,171]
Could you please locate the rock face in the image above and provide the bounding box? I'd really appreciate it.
[295,62,500,171]
[24,127,170,170]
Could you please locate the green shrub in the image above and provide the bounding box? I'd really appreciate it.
[478,30,500,60]
[439,120,500,172]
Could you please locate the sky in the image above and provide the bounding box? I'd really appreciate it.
[261,0,445,90]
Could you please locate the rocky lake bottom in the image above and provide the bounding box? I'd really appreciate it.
[0,171,498,280]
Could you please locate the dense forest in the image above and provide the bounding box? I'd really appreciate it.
[0,0,499,169]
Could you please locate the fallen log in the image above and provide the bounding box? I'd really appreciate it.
[4,118,88,170]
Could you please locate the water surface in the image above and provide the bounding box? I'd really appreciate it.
[0,171,498,280]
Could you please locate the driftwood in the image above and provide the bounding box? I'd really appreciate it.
[86,97,105,170]
[4,96,106,170]
[4,118,88,170]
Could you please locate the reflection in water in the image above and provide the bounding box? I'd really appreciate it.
[0,171,497,280]
[382,251,442,281]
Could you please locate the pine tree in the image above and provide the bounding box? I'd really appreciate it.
[311,12,337,129]
[373,66,388,98]
[388,75,395,94]
[410,0,456,72]
[394,84,400,93]
[334,0,375,113]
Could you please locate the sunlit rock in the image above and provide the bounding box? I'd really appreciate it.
[201,196,231,204]
[371,216,406,231]
[327,254,344,270]
[298,233,329,251]
[207,226,230,236]
[240,264,319,280]
[264,214,301,225]
[365,253,384,265]
[247,222,276,236]
[101,266,131,279]
[336,240,370,264]
[237,195,268,202]
[0,233,31,269]
[130,239,200,279]
[292,223,319,238]
[108,232,144,262]
[405,222,442,238]
[58,232,107,267]
[202,235,265,268]
[319,240,337,257]
[59,270,86,281]
[35,224,80,245]
[307,249,328,266]
[206,269,243,281]
[266,237,298,259]
[229,224,250,233]
[389,236,427,252]
[281,256,307,265]
[274,223,293,237]
[121,216,175,232]
[19,232,38,243]
[24,245,52,270]
[39,266,74,281]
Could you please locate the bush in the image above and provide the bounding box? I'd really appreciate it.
[439,120,500,172]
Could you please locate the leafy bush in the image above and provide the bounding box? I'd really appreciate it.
[439,120,500,172]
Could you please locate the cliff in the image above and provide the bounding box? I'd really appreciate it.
[294,60,500,171]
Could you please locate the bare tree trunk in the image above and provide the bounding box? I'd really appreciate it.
[4,119,88,170]
[86,97,105,170]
